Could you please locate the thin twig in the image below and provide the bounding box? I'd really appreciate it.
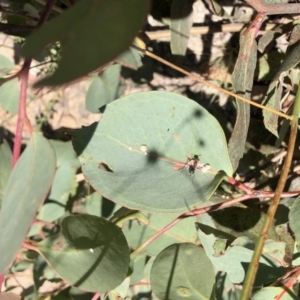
[131,188,299,257]
[145,23,277,40]
[137,48,292,120]
[240,81,300,299]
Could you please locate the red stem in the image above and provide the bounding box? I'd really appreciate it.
[11,59,32,168]
[11,0,58,168]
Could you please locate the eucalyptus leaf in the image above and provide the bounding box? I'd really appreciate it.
[73,91,232,213]
[150,243,215,300]
[21,0,150,86]
[37,215,130,292]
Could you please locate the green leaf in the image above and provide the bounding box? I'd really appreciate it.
[48,140,80,205]
[0,139,12,207]
[28,140,80,236]
[215,272,242,300]
[170,0,194,56]
[37,215,130,292]
[21,0,150,86]
[85,64,121,113]
[273,40,300,81]
[150,243,215,300]
[0,79,20,113]
[257,23,292,53]
[130,253,148,284]
[197,214,286,284]
[72,91,232,213]
[252,287,298,300]
[0,55,15,77]
[123,213,198,256]
[202,0,230,18]
[0,133,56,272]
[115,47,143,70]
[229,28,257,172]
[289,196,300,252]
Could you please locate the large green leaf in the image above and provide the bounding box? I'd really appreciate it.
[37,215,130,292]
[150,243,215,300]
[72,91,232,213]
[0,133,56,272]
[21,0,150,86]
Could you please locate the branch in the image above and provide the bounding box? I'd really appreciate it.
[245,0,300,15]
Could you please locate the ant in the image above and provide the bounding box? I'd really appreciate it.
[172,154,203,175]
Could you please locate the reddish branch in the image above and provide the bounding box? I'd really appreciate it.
[11,0,58,168]
[245,0,300,15]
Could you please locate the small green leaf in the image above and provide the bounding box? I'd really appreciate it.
[150,243,215,300]
[123,213,198,256]
[289,196,300,252]
[230,28,257,171]
[48,140,80,205]
[85,64,121,113]
[0,133,56,272]
[73,91,232,213]
[0,139,12,207]
[37,215,130,292]
[197,214,286,284]
[262,80,282,137]
[170,0,194,56]
[0,79,20,113]
[115,47,143,70]
[252,287,298,300]
[202,0,230,18]
[0,55,15,77]
[21,0,150,86]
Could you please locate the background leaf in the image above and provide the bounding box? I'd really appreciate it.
[170,0,194,56]
[150,243,215,300]
[0,133,56,272]
[21,0,150,86]
[37,215,130,292]
[289,196,300,252]
[0,79,20,113]
[85,64,121,113]
[229,28,257,172]
[197,214,286,284]
[252,287,298,300]
[72,91,233,213]
[28,140,80,236]
[123,213,198,256]
[0,139,12,207]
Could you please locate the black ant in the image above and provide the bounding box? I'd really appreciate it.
[172,154,202,175]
